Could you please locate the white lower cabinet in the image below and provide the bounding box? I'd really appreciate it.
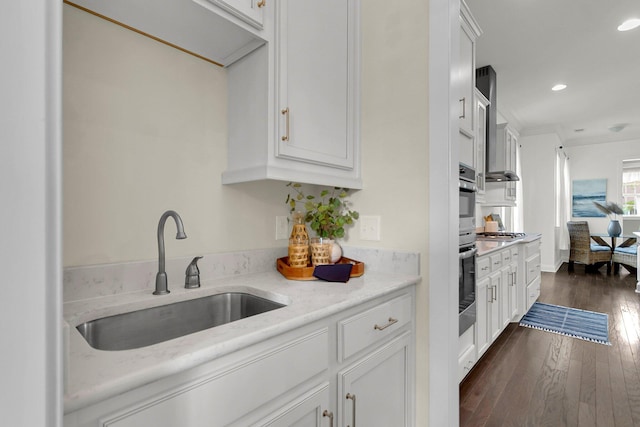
[523,238,542,313]
[463,238,540,378]
[458,324,476,382]
[488,271,502,343]
[475,275,490,357]
[64,288,415,427]
[508,247,520,320]
[248,382,331,427]
[339,332,412,427]
[475,243,521,359]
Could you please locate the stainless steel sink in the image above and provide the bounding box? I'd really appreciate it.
[76,292,286,351]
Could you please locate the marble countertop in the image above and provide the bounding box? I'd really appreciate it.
[63,269,420,413]
[476,233,542,256]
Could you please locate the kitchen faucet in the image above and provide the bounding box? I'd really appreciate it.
[153,210,187,295]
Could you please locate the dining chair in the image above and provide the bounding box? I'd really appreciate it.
[567,221,612,273]
[612,244,637,274]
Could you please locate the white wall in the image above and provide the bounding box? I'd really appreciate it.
[520,134,640,270]
[63,6,292,267]
[566,139,640,234]
[519,132,562,271]
[360,1,430,424]
[64,2,433,423]
[1,2,62,426]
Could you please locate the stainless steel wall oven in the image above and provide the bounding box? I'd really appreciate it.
[459,163,477,335]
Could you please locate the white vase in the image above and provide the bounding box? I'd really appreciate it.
[330,240,343,263]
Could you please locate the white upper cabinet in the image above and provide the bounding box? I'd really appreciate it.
[483,123,518,206]
[67,0,268,66]
[275,0,355,171]
[458,0,482,139]
[205,0,266,29]
[224,0,362,189]
[474,88,489,200]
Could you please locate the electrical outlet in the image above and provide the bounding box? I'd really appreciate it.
[275,216,289,240]
[360,215,381,241]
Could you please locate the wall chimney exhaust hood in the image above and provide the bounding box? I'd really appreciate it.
[476,66,520,182]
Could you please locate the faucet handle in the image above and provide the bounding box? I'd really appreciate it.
[185,256,203,289]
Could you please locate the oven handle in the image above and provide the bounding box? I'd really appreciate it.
[459,180,477,192]
[459,247,477,260]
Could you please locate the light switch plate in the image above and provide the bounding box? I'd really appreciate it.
[360,215,381,241]
[275,216,289,240]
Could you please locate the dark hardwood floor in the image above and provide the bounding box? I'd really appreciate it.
[460,263,640,427]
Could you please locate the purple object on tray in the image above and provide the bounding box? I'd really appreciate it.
[313,264,353,282]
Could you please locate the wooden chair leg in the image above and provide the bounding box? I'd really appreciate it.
[568,261,574,272]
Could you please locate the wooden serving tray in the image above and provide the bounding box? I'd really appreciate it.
[276,256,365,281]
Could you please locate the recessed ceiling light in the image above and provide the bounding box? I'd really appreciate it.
[552,84,567,91]
[608,123,628,132]
[618,18,640,32]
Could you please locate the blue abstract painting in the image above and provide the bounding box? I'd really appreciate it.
[572,179,607,217]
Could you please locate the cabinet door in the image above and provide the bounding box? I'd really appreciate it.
[206,0,265,29]
[505,130,517,200]
[508,263,519,320]
[476,277,490,357]
[276,0,356,170]
[489,272,502,342]
[339,332,411,427]
[500,267,511,330]
[251,383,331,427]
[458,16,474,137]
[474,90,488,197]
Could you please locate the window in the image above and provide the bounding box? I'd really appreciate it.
[622,159,640,215]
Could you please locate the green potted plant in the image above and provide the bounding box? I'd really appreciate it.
[593,201,624,237]
[286,182,359,262]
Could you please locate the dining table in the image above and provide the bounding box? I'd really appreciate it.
[590,233,637,274]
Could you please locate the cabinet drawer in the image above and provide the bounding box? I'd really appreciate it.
[459,323,474,357]
[501,250,512,265]
[100,329,329,427]
[458,344,476,383]
[525,240,541,258]
[510,247,519,262]
[477,256,491,279]
[526,276,541,311]
[490,253,503,271]
[338,293,412,361]
[526,254,541,284]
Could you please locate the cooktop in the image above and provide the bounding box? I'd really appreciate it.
[476,231,526,241]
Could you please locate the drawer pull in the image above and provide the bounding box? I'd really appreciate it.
[322,409,334,427]
[346,393,356,427]
[281,107,290,141]
[374,317,398,331]
[257,0,266,7]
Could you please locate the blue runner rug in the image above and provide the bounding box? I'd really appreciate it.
[519,302,611,345]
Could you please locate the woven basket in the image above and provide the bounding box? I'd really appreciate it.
[310,239,332,266]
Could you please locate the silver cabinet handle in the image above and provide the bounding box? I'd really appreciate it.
[322,410,333,427]
[374,317,398,331]
[459,97,466,119]
[346,393,356,427]
[281,108,290,141]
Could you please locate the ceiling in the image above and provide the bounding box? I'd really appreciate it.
[465,0,640,146]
